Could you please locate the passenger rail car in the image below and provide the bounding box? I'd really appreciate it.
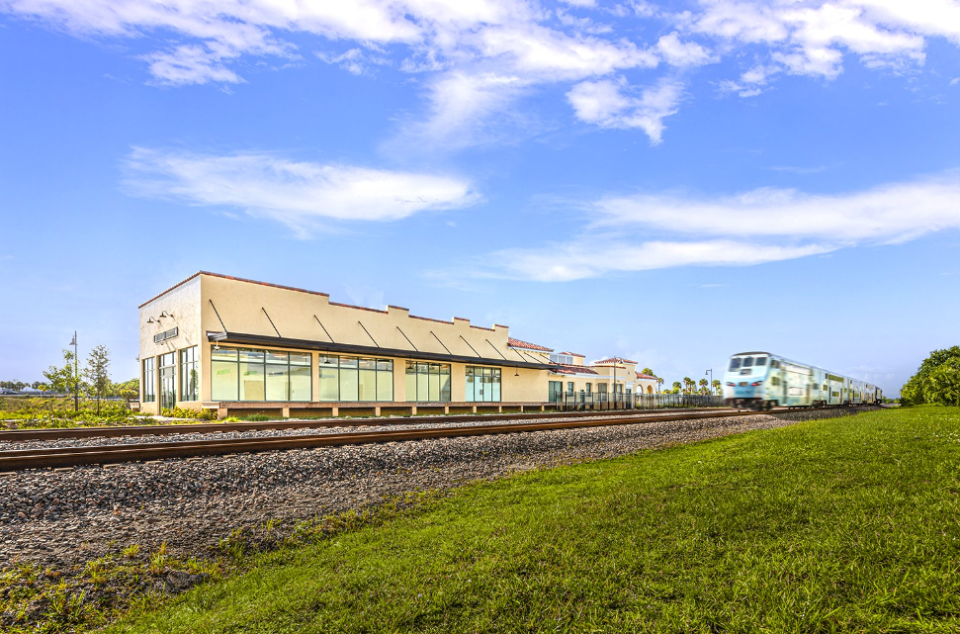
[723,351,882,410]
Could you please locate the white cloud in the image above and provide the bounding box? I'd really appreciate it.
[464,171,960,281]
[489,239,830,281]
[123,147,480,236]
[5,0,960,145]
[656,32,714,67]
[567,77,683,143]
[592,172,960,243]
[316,48,388,75]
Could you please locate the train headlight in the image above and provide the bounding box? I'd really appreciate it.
[725,382,735,386]
[750,381,763,386]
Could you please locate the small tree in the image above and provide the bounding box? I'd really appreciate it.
[84,345,111,415]
[83,345,110,416]
[682,377,694,394]
[698,378,709,394]
[672,381,682,394]
[43,349,86,402]
[712,379,722,395]
[657,376,664,394]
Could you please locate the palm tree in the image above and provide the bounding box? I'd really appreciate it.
[657,376,664,393]
[712,379,722,395]
[672,381,682,394]
[682,377,694,394]
[699,378,709,394]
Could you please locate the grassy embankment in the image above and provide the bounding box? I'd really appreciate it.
[103,406,960,633]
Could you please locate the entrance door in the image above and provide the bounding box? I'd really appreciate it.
[159,352,176,411]
[548,381,562,403]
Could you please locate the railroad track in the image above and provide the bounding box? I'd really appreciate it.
[0,407,736,442]
[0,409,758,472]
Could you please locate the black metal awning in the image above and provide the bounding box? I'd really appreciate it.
[207,331,558,370]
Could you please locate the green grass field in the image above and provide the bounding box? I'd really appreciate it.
[110,406,960,633]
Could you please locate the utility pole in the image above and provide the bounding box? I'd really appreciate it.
[70,331,78,412]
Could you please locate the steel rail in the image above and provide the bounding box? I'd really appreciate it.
[0,408,735,442]
[0,409,755,471]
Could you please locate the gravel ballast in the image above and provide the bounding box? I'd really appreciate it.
[0,408,869,569]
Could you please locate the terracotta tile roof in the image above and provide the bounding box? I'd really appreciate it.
[593,357,637,365]
[507,337,553,352]
[560,351,585,357]
[636,372,658,380]
[551,365,598,375]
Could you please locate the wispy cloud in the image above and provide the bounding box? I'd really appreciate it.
[453,171,960,281]
[4,0,960,146]
[486,240,830,282]
[567,77,683,144]
[123,147,480,237]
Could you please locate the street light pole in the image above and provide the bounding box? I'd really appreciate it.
[70,331,78,413]
[705,369,713,398]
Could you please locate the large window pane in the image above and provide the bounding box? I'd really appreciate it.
[417,369,430,402]
[239,362,265,401]
[290,366,311,401]
[465,372,475,401]
[290,352,311,366]
[319,367,339,401]
[179,347,199,401]
[142,358,156,403]
[265,364,289,401]
[212,361,238,401]
[340,368,359,401]
[377,371,393,401]
[440,373,451,402]
[358,369,377,401]
[211,348,238,362]
[429,373,440,401]
[266,350,289,364]
[405,362,417,401]
[239,349,264,363]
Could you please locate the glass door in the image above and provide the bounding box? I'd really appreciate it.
[159,352,176,410]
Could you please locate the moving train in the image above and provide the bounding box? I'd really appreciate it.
[723,351,882,410]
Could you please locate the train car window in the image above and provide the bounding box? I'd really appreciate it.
[742,357,754,367]
[770,360,780,369]
[755,357,767,366]
[728,358,741,371]
[771,377,780,386]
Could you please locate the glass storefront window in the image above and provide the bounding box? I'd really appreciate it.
[405,361,451,402]
[211,347,312,402]
[179,347,199,402]
[142,357,156,403]
[465,366,501,402]
[318,355,394,402]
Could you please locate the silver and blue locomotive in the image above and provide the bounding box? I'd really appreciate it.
[723,351,882,410]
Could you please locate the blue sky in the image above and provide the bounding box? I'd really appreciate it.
[1,0,959,395]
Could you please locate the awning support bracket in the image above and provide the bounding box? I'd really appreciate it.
[262,307,281,338]
[430,331,452,355]
[486,339,508,360]
[208,300,228,337]
[358,321,379,347]
[313,315,334,343]
[397,327,418,351]
[459,334,481,357]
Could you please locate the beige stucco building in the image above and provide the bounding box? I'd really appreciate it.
[139,272,658,417]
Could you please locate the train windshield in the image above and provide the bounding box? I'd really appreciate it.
[728,358,742,371]
[742,357,754,367]
[755,357,767,366]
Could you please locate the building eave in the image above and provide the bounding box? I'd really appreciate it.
[207,331,558,371]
